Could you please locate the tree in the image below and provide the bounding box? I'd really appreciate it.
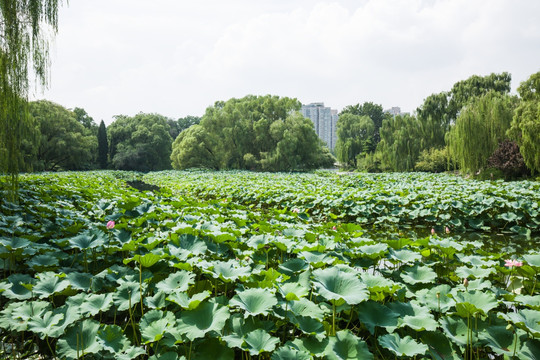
[335,114,374,168]
[340,102,384,152]
[168,115,201,139]
[1,0,63,191]
[73,107,98,134]
[28,100,97,171]
[171,95,334,171]
[508,71,540,174]
[376,114,422,172]
[108,113,173,171]
[447,92,517,174]
[97,120,108,169]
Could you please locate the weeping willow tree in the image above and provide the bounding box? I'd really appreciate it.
[376,114,422,172]
[0,0,62,195]
[447,91,517,174]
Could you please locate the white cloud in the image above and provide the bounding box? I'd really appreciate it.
[38,0,540,124]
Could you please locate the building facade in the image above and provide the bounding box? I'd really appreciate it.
[301,102,338,151]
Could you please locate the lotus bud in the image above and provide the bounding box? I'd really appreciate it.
[445,227,450,234]
[431,228,435,235]
[106,220,115,229]
[463,278,469,289]
[436,292,440,299]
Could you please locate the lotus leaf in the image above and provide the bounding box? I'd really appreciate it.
[0,273,34,300]
[378,333,428,357]
[27,310,64,339]
[175,300,230,340]
[97,324,131,354]
[325,330,373,360]
[500,309,540,336]
[56,319,103,359]
[312,267,368,305]
[453,290,498,317]
[414,284,455,312]
[66,272,93,292]
[166,290,211,310]
[479,325,523,357]
[113,281,141,311]
[400,265,437,285]
[243,329,280,356]
[271,345,312,360]
[421,331,461,360]
[230,288,278,317]
[155,270,195,293]
[279,258,308,275]
[524,254,540,267]
[389,248,422,264]
[455,265,495,279]
[80,293,113,317]
[519,339,540,360]
[26,254,59,269]
[193,337,235,360]
[140,310,175,343]
[208,260,251,282]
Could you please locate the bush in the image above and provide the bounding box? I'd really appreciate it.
[415,147,451,173]
[487,140,529,179]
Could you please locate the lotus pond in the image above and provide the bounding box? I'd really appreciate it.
[0,170,539,359]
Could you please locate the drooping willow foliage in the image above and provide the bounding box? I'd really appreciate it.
[0,0,62,195]
[447,91,517,174]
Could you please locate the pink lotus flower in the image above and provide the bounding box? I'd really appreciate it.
[504,259,523,268]
[332,226,337,230]
[463,278,469,288]
[106,221,115,229]
[445,227,450,234]
[431,228,435,235]
[292,208,300,213]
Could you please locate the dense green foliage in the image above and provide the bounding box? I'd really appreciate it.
[414,147,452,173]
[509,71,540,174]
[98,120,109,169]
[0,0,62,191]
[335,114,374,168]
[108,113,173,172]
[171,95,334,172]
[0,170,539,359]
[377,114,422,172]
[339,102,385,152]
[27,100,97,171]
[168,115,201,140]
[448,92,517,174]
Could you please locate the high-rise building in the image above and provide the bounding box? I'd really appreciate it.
[301,103,338,150]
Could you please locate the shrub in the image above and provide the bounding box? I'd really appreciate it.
[415,147,451,173]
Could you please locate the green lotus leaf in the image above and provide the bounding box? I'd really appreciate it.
[230,288,278,317]
[455,265,495,279]
[457,254,497,267]
[66,272,93,292]
[3,301,50,331]
[378,333,428,357]
[79,293,113,317]
[97,324,131,354]
[68,231,105,250]
[148,352,182,360]
[400,265,437,285]
[167,290,211,310]
[357,301,399,334]
[0,273,34,300]
[325,330,373,360]
[48,303,84,338]
[292,316,325,340]
[114,346,146,360]
[193,337,235,360]
[271,345,311,360]
[360,272,400,293]
[453,290,498,317]
[155,270,195,293]
[357,243,388,259]
[175,300,230,341]
[243,329,280,356]
[278,258,308,275]
[398,313,439,331]
[479,325,522,357]
[132,253,161,268]
[113,281,140,311]
[291,336,329,357]
[140,310,175,343]
[414,284,455,313]
[440,316,469,346]
[421,331,461,360]
[278,282,310,300]
[519,339,540,360]
[27,310,64,339]
[208,260,251,282]
[388,248,422,264]
[0,237,30,250]
[56,319,103,359]
[312,267,368,305]
[34,272,70,298]
[286,298,326,321]
[298,251,335,267]
[515,295,540,309]
[429,237,463,254]
[26,254,59,269]
[524,254,540,268]
[137,285,162,307]
[500,309,540,336]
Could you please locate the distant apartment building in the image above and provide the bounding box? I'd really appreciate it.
[384,106,410,117]
[301,103,338,151]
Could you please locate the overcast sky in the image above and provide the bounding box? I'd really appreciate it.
[35,0,540,125]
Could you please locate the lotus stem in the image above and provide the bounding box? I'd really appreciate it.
[512,326,518,359]
[139,262,144,317]
[332,301,336,336]
[45,336,55,359]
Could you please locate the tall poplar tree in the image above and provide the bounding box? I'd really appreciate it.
[97,120,108,169]
[0,0,63,193]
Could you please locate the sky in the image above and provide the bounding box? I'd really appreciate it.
[34,0,540,125]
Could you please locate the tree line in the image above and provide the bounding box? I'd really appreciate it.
[336,71,540,179]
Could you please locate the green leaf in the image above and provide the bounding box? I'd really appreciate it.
[500,309,540,336]
[271,345,311,360]
[312,267,368,305]
[56,319,103,359]
[113,281,140,311]
[166,290,211,310]
[378,333,428,357]
[140,310,175,344]
[1,273,34,300]
[230,288,278,317]
[175,300,230,341]
[453,290,498,317]
[325,330,373,360]
[80,293,113,317]
[356,301,398,334]
[243,329,280,356]
[33,272,70,299]
[97,324,130,354]
[193,338,235,360]
[27,310,64,339]
[400,265,437,285]
[155,270,195,293]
